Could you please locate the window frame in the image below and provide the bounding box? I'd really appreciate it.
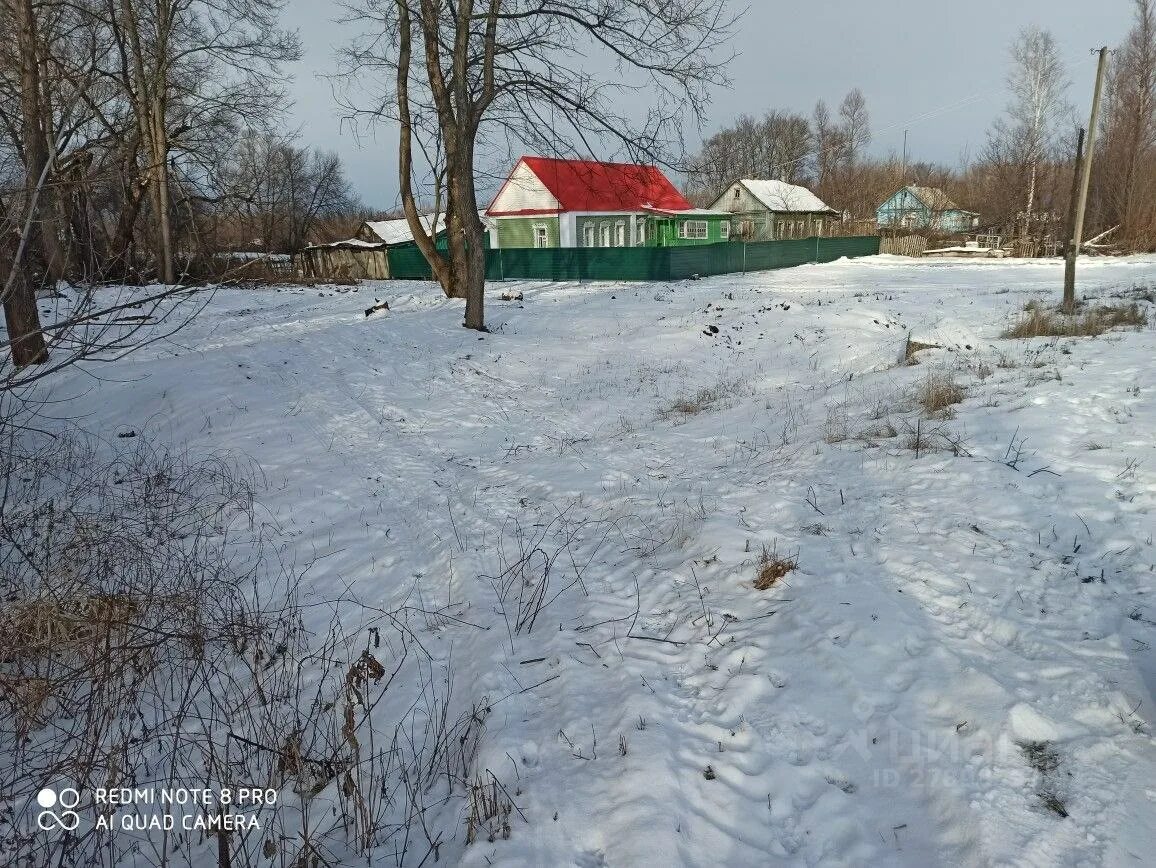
[676,220,709,240]
[532,223,549,248]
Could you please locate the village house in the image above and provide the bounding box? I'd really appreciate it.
[708,179,839,241]
[485,156,731,248]
[876,186,979,234]
[297,213,491,280]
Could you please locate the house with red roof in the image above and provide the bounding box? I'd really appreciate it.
[486,156,731,249]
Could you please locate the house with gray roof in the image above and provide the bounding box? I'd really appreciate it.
[876,186,979,234]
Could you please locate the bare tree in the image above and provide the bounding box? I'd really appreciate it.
[1098,0,1156,249]
[983,27,1071,238]
[838,88,870,170]
[686,109,811,200]
[832,88,871,216]
[215,131,355,253]
[340,0,737,331]
[811,99,845,202]
[105,0,300,283]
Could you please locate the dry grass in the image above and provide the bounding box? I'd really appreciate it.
[900,419,970,458]
[754,544,798,590]
[916,372,965,417]
[823,404,850,443]
[1003,302,1148,339]
[855,420,898,441]
[660,379,748,419]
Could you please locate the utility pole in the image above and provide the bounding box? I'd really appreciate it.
[1062,127,1085,291]
[1064,46,1109,313]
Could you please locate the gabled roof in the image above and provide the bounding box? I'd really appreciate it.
[735,179,836,214]
[487,156,692,215]
[363,214,444,245]
[904,186,977,215]
[362,210,491,245]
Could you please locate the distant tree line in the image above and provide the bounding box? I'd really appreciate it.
[0,0,364,288]
[688,0,1156,252]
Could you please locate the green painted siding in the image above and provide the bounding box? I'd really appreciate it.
[495,216,560,248]
[653,215,730,247]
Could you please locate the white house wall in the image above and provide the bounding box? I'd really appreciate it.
[488,161,562,214]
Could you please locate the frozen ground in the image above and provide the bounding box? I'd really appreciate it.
[26,255,1156,866]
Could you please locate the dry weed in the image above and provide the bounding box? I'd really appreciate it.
[916,372,965,417]
[1003,303,1147,339]
[754,544,798,590]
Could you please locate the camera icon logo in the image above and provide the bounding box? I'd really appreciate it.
[36,788,81,831]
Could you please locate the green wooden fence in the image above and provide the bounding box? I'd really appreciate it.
[386,235,880,282]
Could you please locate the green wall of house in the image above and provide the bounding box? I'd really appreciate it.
[653,215,730,247]
[494,213,729,248]
[496,216,560,248]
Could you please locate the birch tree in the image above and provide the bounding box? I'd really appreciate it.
[985,27,1070,236]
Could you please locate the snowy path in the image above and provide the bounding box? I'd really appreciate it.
[34,257,1156,866]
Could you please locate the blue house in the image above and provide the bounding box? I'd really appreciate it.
[876,186,979,234]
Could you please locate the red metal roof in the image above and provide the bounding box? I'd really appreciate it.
[493,156,692,214]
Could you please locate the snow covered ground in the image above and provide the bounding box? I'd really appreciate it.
[27,255,1156,866]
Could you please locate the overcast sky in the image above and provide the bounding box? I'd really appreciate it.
[282,0,1137,209]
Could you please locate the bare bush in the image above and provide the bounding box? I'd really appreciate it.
[0,427,489,867]
[899,419,970,458]
[483,506,610,652]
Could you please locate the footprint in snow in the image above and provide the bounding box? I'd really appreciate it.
[574,848,608,868]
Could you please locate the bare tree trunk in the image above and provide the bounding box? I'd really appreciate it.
[151,96,175,283]
[394,0,452,292]
[11,0,67,280]
[2,231,49,367]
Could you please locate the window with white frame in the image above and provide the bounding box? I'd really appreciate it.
[615,221,626,247]
[599,223,611,247]
[533,224,549,248]
[720,221,730,240]
[583,224,595,247]
[636,219,646,245]
[676,220,708,240]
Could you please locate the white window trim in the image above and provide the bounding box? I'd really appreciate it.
[599,222,611,247]
[677,220,709,240]
[614,221,626,247]
[583,224,595,247]
[720,222,730,240]
[636,219,646,246]
[533,223,549,248]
